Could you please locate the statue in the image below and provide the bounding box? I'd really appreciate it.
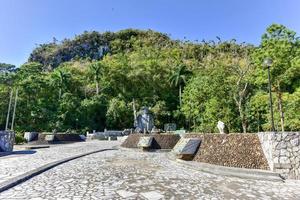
[135,107,154,133]
[217,121,228,134]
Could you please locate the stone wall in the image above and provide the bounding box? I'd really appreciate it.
[121,134,180,149]
[258,132,300,179]
[186,134,269,170]
[0,131,15,152]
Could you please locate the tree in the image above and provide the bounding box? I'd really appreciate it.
[106,97,132,129]
[1,26,298,133]
[89,61,104,95]
[253,24,300,132]
[51,68,71,99]
[181,64,238,132]
[169,64,191,107]
[228,44,254,133]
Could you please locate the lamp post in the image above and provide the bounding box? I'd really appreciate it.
[263,58,275,131]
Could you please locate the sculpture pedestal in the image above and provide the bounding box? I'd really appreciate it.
[0,131,15,152]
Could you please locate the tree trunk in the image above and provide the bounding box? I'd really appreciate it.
[59,88,62,99]
[96,81,99,95]
[257,111,261,132]
[237,100,247,133]
[179,84,182,107]
[234,82,248,134]
[277,91,285,132]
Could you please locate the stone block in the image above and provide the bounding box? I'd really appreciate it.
[0,131,15,152]
[86,133,95,140]
[273,157,279,163]
[117,136,128,143]
[281,132,288,140]
[276,142,287,150]
[173,138,201,160]
[79,135,86,141]
[24,132,38,142]
[280,149,290,157]
[280,163,292,169]
[45,134,55,142]
[174,130,186,137]
[137,136,153,148]
[279,156,289,163]
[291,138,299,147]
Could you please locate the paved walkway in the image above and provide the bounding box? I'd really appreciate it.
[0,141,119,185]
[0,146,300,200]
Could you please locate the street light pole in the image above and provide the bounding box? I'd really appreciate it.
[267,66,275,131]
[264,58,275,132]
[5,90,13,131]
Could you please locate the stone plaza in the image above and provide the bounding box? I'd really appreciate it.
[0,140,300,200]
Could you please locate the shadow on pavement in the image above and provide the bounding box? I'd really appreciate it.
[0,150,37,158]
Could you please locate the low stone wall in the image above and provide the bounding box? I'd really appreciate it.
[121,134,180,149]
[87,131,124,140]
[0,131,15,152]
[32,133,85,144]
[258,132,300,179]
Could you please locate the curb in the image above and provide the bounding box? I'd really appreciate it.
[119,147,172,152]
[23,145,50,150]
[166,153,284,182]
[0,148,117,193]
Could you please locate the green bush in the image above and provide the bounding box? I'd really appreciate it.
[15,133,26,144]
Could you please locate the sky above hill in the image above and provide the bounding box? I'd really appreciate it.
[0,0,299,67]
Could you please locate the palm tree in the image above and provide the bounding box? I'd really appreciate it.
[169,64,191,107]
[89,61,103,95]
[51,69,70,99]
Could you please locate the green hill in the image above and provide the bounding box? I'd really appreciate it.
[1,24,299,133]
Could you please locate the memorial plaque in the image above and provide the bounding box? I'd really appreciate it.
[137,136,153,148]
[173,138,201,160]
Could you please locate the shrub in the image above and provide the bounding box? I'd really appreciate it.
[15,132,26,144]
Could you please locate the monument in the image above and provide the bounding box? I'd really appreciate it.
[134,107,154,133]
[0,131,15,152]
[217,121,228,134]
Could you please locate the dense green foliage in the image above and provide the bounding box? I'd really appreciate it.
[1,25,299,133]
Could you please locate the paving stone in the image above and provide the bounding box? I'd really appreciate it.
[117,190,137,198]
[0,140,119,185]
[0,144,300,199]
[141,191,164,200]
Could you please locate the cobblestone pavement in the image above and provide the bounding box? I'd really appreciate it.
[0,141,119,185]
[1,149,300,200]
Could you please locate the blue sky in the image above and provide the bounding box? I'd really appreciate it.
[0,0,299,67]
